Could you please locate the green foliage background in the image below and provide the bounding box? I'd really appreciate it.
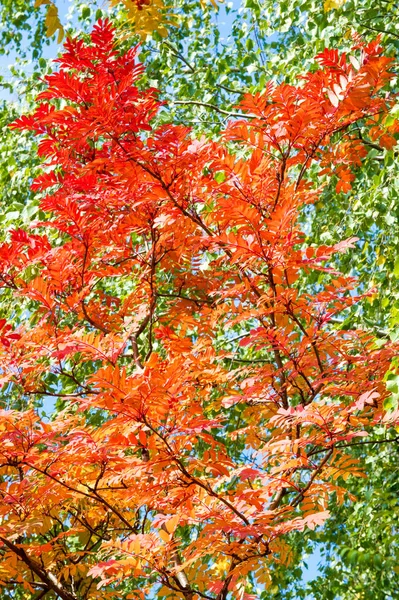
[0,0,398,597]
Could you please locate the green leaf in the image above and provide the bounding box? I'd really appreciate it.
[214,171,226,183]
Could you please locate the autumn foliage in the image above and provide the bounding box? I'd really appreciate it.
[0,20,396,599]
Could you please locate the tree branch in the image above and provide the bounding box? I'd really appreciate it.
[0,537,77,600]
[172,100,254,119]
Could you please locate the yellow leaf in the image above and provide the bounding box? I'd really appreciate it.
[34,0,50,6]
[39,515,53,534]
[159,529,171,543]
[376,255,385,266]
[110,0,173,39]
[127,537,140,554]
[212,556,230,576]
[44,2,64,41]
[45,5,59,36]
[324,0,346,11]
[164,514,179,534]
[367,293,377,304]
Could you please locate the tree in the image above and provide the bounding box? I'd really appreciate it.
[306,437,399,600]
[0,18,396,599]
[0,1,399,597]
[3,0,399,338]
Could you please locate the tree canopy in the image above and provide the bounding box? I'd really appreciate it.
[0,1,398,599]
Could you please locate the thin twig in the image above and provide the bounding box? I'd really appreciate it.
[172,100,254,119]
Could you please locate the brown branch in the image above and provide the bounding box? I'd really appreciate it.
[162,40,242,96]
[266,271,289,408]
[143,417,250,526]
[291,449,334,507]
[67,509,111,542]
[308,436,399,457]
[172,100,253,119]
[0,536,77,600]
[130,313,151,370]
[23,461,135,533]
[81,300,110,334]
[157,291,213,306]
[269,488,287,510]
[162,40,195,73]
[358,20,399,39]
[33,589,50,600]
[329,316,389,339]
[272,153,288,211]
[287,306,324,375]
